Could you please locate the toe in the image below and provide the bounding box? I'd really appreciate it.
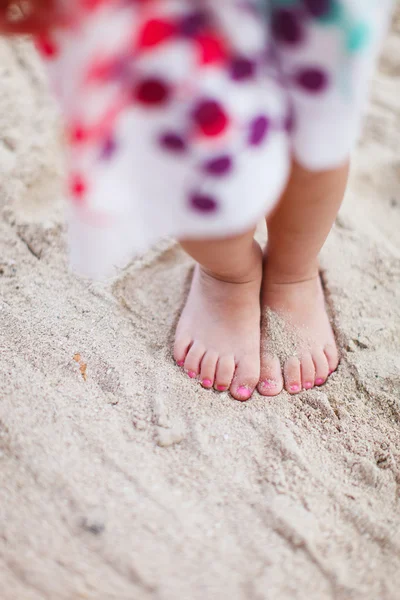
[324,343,339,375]
[184,341,206,379]
[300,352,315,390]
[173,334,192,367]
[284,356,302,394]
[215,355,235,392]
[258,354,283,397]
[312,349,329,386]
[230,358,259,402]
[200,350,219,389]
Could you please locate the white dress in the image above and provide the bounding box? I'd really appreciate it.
[36,0,393,278]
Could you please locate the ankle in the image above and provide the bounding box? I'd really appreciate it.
[264,256,319,285]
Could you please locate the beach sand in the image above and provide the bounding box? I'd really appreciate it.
[0,11,400,600]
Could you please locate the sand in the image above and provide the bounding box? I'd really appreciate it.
[0,11,400,600]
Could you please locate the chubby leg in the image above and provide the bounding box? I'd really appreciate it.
[174,229,262,401]
[259,159,349,396]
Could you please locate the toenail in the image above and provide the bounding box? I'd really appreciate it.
[202,379,213,388]
[187,370,197,379]
[304,382,313,390]
[217,385,227,392]
[315,378,325,386]
[289,384,300,393]
[177,360,184,367]
[260,379,278,388]
[236,385,252,401]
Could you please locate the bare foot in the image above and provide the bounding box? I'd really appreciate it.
[174,242,262,401]
[258,270,339,396]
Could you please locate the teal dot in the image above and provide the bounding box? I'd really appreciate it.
[317,0,343,25]
[346,21,370,53]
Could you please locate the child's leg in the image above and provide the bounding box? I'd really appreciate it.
[174,230,262,401]
[259,159,349,396]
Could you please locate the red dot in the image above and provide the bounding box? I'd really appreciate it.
[192,100,229,137]
[70,174,87,203]
[69,124,89,144]
[35,34,59,59]
[195,33,227,66]
[134,78,170,106]
[136,18,177,49]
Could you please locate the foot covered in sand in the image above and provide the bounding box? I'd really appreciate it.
[174,244,262,401]
[258,270,339,396]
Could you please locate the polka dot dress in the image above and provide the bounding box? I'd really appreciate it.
[37,0,392,278]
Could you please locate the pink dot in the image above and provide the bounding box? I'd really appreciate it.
[69,174,87,204]
[69,124,88,144]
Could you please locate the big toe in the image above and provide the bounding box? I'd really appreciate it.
[258,354,283,397]
[230,357,260,402]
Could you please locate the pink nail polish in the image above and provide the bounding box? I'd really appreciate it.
[237,386,252,400]
[202,379,212,388]
[261,379,277,389]
[289,384,300,393]
[315,378,325,386]
[304,382,313,390]
[187,371,197,379]
[177,360,184,367]
[217,385,227,392]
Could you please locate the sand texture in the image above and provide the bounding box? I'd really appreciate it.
[1,12,400,600]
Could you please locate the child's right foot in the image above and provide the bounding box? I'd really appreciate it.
[174,243,262,401]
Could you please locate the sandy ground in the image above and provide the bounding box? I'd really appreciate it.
[1,11,400,600]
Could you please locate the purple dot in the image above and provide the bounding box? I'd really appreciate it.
[159,132,187,153]
[230,57,256,81]
[189,192,219,213]
[295,67,328,92]
[203,155,233,176]
[303,0,332,18]
[100,136,118,160]
[179,11,210,36]
[248,116,270,146]
[272,9,304,45]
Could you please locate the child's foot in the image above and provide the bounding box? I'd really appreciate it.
[258,269,339,396]
[174,243,262,401]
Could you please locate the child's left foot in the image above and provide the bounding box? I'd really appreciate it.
[259,271,339,396]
